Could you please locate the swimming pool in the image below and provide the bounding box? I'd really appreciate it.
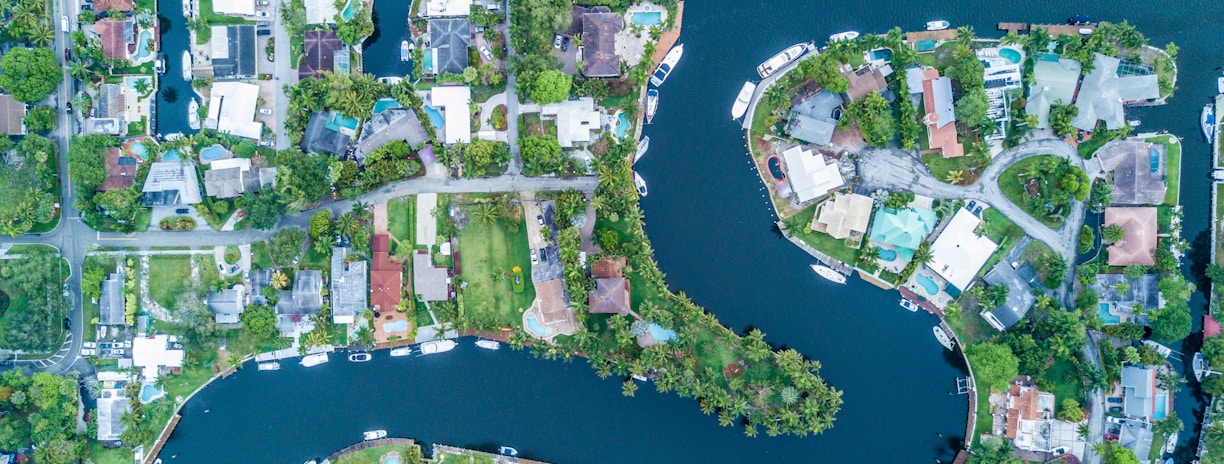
[613,112,631,139]
[647,323,677,343]
[766,156,785,181]
[876,247,897,262]
[868,49,893,61]
[373,98,401,114]
[999,48,1022,64]
[383,320,408,333]
[199,144,230,162]
[525,313,551,337]
[1153,393,1168,419]
[632,11,662,26]
[134,31,153,61]
[130,142,150,160]
[915,273,941,296]
[163,149,181,161]
[328,113,360,131]
[1098,303,1121,324]
[423,106,444,130]
[423,50,435,74]
[382,455,402,464]
[139,383,165,404]
[339,0,356,20]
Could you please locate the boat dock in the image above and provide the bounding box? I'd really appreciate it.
[775,221,853,274]
[996,22,1028,33]
[1030,24,1094,36]
[904,29,958,44]
[740,43,815,131]
[142,414,181,464]
[432,444,553,464]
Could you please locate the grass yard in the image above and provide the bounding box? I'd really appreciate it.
[1145,135,1181,205]
[457,217,536,328]
[88,443,133,464]
[787,204,859,264]
[1216,184,1224,266]
[335,444,419,464]
[1040,358,1084,404]
[197,255,221,290]
[596,93,638,112]
[922,153,983,184]
[300,245,330,270]
[387,197,415,246]
[997,155,1067,228]
[749,91,780,137]
[148,256,192,309]
[251,241,272,269]
[162,363,217,401]
[0,280,28,348]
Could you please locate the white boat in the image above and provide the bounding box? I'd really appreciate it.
[649,43,684,87]
[731,81,757,120]
[348,353,371,362]
[1202,103,1216,143]
[756,43,807,79]
[1165,432,1178,454]
[810,264,846,284]
[362,430,387,441]
[899,298,917,312]
[1128,120,1141,127]
[933,326,954,350]
[498,447,519,457]
[645,89,659,124]
[154,55,165,74]
[926,20,950,31]
[187,98,201,130]
[257,361,280,371]
[475,339,500,350]
[1195,352,1208,382]
[181,51,192,81]
[633,136,650,165]
[300,353,328,367]
[1142,340,1172,358]
[829,31,860,43]
[1217,76,1224,94]
[400,40,410,61]
[389,347,412,357]
[633,171,648,197]
[419,339,457,355]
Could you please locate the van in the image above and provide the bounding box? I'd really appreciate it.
[60,15,67,31]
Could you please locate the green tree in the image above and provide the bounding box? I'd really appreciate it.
[1057,398,1085,422]
[529,69,572,104]
[93,187,142,222]
[241,190,285,230]
[269,228,306,267]
[521,134,563,176]
[308,210,332,241]
[965,341,1019,392]
[239,304,278,340]
[461,140,510,176]
[1149,306,1191,343]
[1049,104,1079,136]
[970,436,1022,464]
[1101,224,1125,243]
[1078,225,1096,253]
[954,87,990,129]
[847,91,894,147]
[22,106,57,134]
[0,47,63,102]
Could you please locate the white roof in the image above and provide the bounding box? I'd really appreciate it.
[132,334,185,380]
[905,67,926,94]
[212,0,255,16]
[928,208,999,291]
[929,76,956,128]
[96,394,130,441]
[208,157,251,171]
[305,0,339,24]
[206,82,263,140]
[211,26,230,59]
[542,97,600,148]
[430,85,472,144]
[780,145,844,203]
[425,0,471,16]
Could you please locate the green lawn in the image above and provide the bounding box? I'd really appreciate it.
[972,374,992,448]
[997,155,1065,228]
[197,255,221,291]
[0,279,28,349]
[787,204,859,264]
[335,444,418,464]
[387,197,415,245]
[1041,358,1084,404]
[1216,184,1224,266]
[148,256,192,309]
[978,208,1024,279]
[162,363,217,401]
[457,217,536,328]
[88,442,133,464]
[1146,135,1181,205]
[251,241,272,269]
[921,153,981,183]
[300,245,330,269]
[749,91,780,137]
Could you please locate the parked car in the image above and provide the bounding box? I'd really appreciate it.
[553,34,562,49]
[480,46,493,61]
[257,21,269,27]
[576,45,583,61]
[80,4,91,10]
[257,0,269,4]
[536,215,544,226]
[259,108,273,115]
[257,28,271,36]
[560,36,569,51]
[256,11,270,18]
[66,103,73,114]
[63,317,71,330]
[530,249,538,264]
[175,208,189,214]
[1108,397,1123,404]
[1108,406,1123,413]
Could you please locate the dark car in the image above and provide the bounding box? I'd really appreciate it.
[1109,406,1123,413]
[257,29,271,36]
[1105,433,1118,441]
[175,208,189,214]
[64,48,70,60]
[66,103,73,114]
[560,37,569,51]
[63,317,71,330]
[1108,397,1123,404]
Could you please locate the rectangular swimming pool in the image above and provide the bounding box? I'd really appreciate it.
[632,11,662,26]
[1098,303,1121,324]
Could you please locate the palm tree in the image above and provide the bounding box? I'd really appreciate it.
[945,170,964,184]
[271,270,289,289]
[351,201,372,222]
[29,24,54,46]
[471,203,498,227]
[335,212,359,238]
[911,242,933,266]
[763,83,789,109]
[69,61,91,82]
[780,386,800,405]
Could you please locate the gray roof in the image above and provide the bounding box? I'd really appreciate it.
[787,90,843,146]
[982,264,1035,330]
[330,247,368,321]
[1096,139,1167,205]
[213,25,257,78]
[142,162,202,206]
[1121,365,1155,418]
[1073,53,1159,131]
[97,84,125,119]
[580,12,623,77]
[1025,55,1082,128]
[277,270,323,314]
[429,18,470,75]
[96,393,129,441]
[301,112,351,156]
[99,273,126,326]
[207,288,244,324]
[929,76,955,128]
[905,66,925,94]
[412,251,449,301]
[203,167,245,199]
[353,108,430,164]
[1118,420,1153,458]
[249,268,274,306]
[1095,274,1160,314]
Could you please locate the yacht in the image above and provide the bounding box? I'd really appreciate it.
[829,31,860,42]
[348,353,372,362]
[898,298,917,312]
[400,40,411,61]
[362,430,387,441]
[926,20,950,31]
[1195,352,1208,381]
[633,135,650,165]
[645,89,659,123]
[181,51,192,80]
[1165,432,1178,454]
[498,447,519,457]
[187,98,201,130]
[633,171,648,197]
[419,339,457,355]
[933,326,954,350]
[389,347,412,357]
[1202,102,1216,143]
[731,81,757,120]
[650,43,684,87]
[257,361,280,371]
[154,54,165,74]
[1217,75,1224,94]
[475,339,500,350]
[1142,340,1172,358]
[300,353,328,367]
[756,43,808,79]
[810,264,846,284]
[1128,119,1141,127]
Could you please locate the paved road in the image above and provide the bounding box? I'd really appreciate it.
[272,0,292,150]
[502,0,522,175]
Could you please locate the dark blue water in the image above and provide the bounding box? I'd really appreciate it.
[160,1,1224,462]
[155,0,198,136]
[364,0,413,78]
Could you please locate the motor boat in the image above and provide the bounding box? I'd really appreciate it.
[348,353,372,362]
[419,339,457,355]
[933,326,954,350]
[899,298,917,312]
[181,51,192,80]
[389,347,412,357]
[362,430,387,441]
[1069,15,1092,25]
[400,40,410,61]
[1128,120,1141,127]
[188,98,200,130]
[300,353,328,367]
[475,339,500,350]
[634,171,648,197]
[756,43,807,79]
[154,54,165,74]
[925,20,950,31]
[829,31,860,42]
[1202,102,1216,143]
[731,81,757,120]
[257,361,280,371]
[649,43,684,87]
[1217,76,1224,94]
[498,447,519,457]
[1165,432,1178,454]
[1195,352,1208,382]
[633,135,650,165]
[810,264,846,284]
[645,89,659,124]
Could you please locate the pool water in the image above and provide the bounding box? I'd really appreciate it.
[868,49,893,61]
[632,11,662,26]
[339,0,356,20]
[130,142,150,160]
[915,273,941,296]
[372,98,401,114]
[383,456,401,464]
[524,313,551,337]
[423,50,435,74]
[328,113,360,131]
[613,112,631,139]
[140,384,165,404]
[1153,393,1168,419]
[200,144,230,161]
[383,320,408,332]
[1098,303,1121,324]
[766,156,785,181]
[999,48,1022,64]
[423,106,444,130]
[135,31,153,60]
[876,247,897,262]
[647,323,676,343]
[163,149,181,161]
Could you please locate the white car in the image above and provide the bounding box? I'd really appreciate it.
[256,11,270,18]
[259,108,272,115]
[576,45,583,61]
[480,46,493,62]
[553,34,562,49]
[530,249,539,264]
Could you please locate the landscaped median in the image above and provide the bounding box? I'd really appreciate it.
[997,155,1090,228]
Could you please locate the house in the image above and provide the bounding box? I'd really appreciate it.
[0,94,26,135]
[95,19,135,60]
[869,207,936,262]
[370,235,402,312]
[810,192,873,241]
[95,389,130,441]
[588,278,631,315]
[430,85,472,144]
[982,261,1037,331]
[131,334,184,380]
[141,162,202,207]
[97,84,126,119]
[1073,53,1159,131]
[276,270,324,315]
[422,0,471,17]
[842,64,890,102]
[1000,377,1056,452]
[779,145,844,204]
[786,90,843,147]
[579,10,623,77]
[530,278,577,337]
[1096,139,1167,205]
[1095,274,1160,324]
[428,19,471,75]
[331,247,368,324]
[1025,54,1082,128]
[541,97,600,148]
[301,112,352,156]
[304,0,338,24]
[93,0,133,13]
[1121,365,1160,420]
[211,0,256,16]
[99,273,126,326]
[921,68,964,158]
[249,268,275,306]
[209,25,257,78]
[204,82,262,140]
[1117,419,1155,459]
[412,249,450,302]
[352,108,430,164]
[100,147,138,191]
[1104,207,1158,266]
[206,285,245,324]
[204,158,263,199]
[928,208,998,292]
[299,30,344,80]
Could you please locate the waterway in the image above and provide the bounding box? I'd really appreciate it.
[363,0,413,79]
[161,1,1224,462]
[154,0,198,137]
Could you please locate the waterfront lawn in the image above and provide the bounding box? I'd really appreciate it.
[387,197,415,245]
[972,374,992,448]
[749,93,780,138]
[335,444,419,464]
[1217,184,1224,266]
[1150,430,1169,461]
[457,215,536,328]
[88,442,133,464]
[163,363,216,401]
[251,241,272,269]
[148,256,192,309]
[1145,135,1181,205]
[787,204,859,264]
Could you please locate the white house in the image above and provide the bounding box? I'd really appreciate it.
[541,97,600,148]
[780,145,844,203]
[211,0,255,16]
[205,82,263,140]
[928,208,998,292]
[423,0,471,17]
[430,85,472,144]
[131,334,185,380]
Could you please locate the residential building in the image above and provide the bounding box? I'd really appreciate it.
[249,268,275,306]
[786,90,843,147]
[921,68,964,158]
[810,192,873,241]
[276,270,324,315]
[212,0,256,16]
[579,10,623,77]
[299,30,344,79]
[588,278,631,315]
[95,388,130,441]
[927,208,999,292]
[95,19,135,60]
[541,97,601,148]
[370,236,402,312]
[422,0,471,17]
[430,85,472,144]
[100,147,137,191]
[869,207,936,262]
[1121,365,1161,421]
[1025,54,1082,128]
[1073,53,1159,131]
[353,107,430,164]
[779,145,844,203]
[206,285,245,324]
[412,249,450,302]
[841,64,890,102]
[428,19,471,75]
[1104,207,1158,266]
[209,25,257,78]
[1000,377,1056,452]
[141,162,202,207]
[301,111,352,156]
[204,81,262,140]
[204,158,263,199]
[1095,274,1160,324]
[0,94,25,135]
[99,273,126,326]
[331,247,368,324]
[97,84,125,120]
[530,278,577,337]
[1096,139,1167,205]
[1117,419,1154,459]
[982,260,1036,331]
[131,334,184,380]
[979,49,1023,140]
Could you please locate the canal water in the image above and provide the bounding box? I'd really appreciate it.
[160,1,1224,462]
[363,0,413,78]
[155,0,198,136]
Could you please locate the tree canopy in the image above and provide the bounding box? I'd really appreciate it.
[529,69,572,104]
[0,135,57,236]
[965,341,1019,392]
[269,228,306,267]
[0,250,69,352]
[521,135,563,176]
[0,371,84,463]
[0,47,63,103]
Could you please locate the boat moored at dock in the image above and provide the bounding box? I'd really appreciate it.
[633,171,648,197]
[810,264,846,284]
[389,347,412,357]
[362,430,387,441]
[829,31,860,42]
[182,51,192,80]
[1202,102,1216,143]
[257,362,280,371]
[400,40,411,61]
[650,43,684,87]
[731,81,757,119]
[926,20,950,31]
[756,43,808,79]
[300,353,328,367]
[645,89,659,123]
[348,353,372,362]
[498,447,519,457]
[1195,352,1208,381]
[933,326,954,350]
[898,298,917,312]
[475,340,500,350]
[634,135,650,164]
[419,339,457,355]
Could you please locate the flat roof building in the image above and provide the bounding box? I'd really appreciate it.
[780,145,844,204]
[205,81,262,140]
[142,162,202,207]
[430,85,472,144]
[210,25,257,78]
[928,208,998,292]
[541,97,600,148]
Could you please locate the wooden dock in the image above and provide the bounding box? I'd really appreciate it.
[775,221,853,275]
[143,414,181,464]
[996,22,1027,33]
[904,29,958,44]
[1031,24,1094,37]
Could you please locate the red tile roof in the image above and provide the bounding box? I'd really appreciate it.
[1104,207,1158,266]
[95,20,130,59]
[370,234,401,312]
[921,68,965,158]
[1207,314,1221,338]
[100,147,137,191]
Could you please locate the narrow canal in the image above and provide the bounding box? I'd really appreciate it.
[159,1,1224,462]
[154,0,197,136]
[363,0,413,78]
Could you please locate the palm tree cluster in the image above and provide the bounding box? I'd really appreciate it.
[4,0,54,46]
[285,73,389,143]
